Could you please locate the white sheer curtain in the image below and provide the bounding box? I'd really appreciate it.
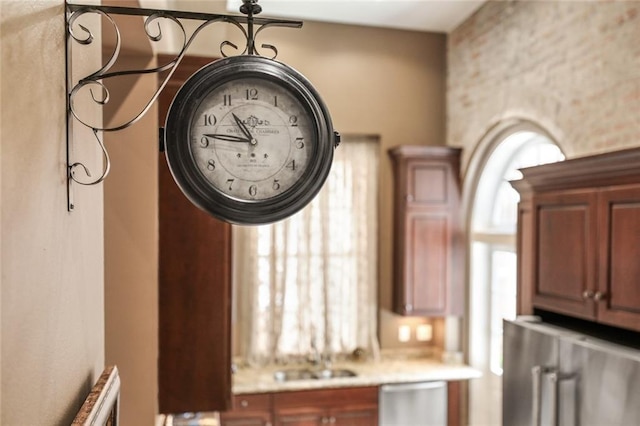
[233,135,380,366]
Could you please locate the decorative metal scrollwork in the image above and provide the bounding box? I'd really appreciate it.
[65,0,302,210]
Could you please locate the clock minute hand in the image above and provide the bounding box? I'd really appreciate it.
[203,133,250,143]
[232,113,256,144]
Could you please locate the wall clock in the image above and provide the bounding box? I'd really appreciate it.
[164,55,339,225]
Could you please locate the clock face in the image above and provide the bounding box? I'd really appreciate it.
[190,76,315,202]
[164,55,336,225]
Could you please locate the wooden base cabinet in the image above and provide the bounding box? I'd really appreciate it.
[273,387,378,426]
[389,146,463,316]
[221,387,378,426]
[221,383,463,426]
[513,147,640,332]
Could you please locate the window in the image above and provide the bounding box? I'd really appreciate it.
[471,132,564,375]
[233,136,380,366]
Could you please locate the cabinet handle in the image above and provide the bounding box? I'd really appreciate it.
[330,417,336,424]
[594,291,608,301]
[582,290,594,300]
[240,399,249,408]
[321,417,329,424]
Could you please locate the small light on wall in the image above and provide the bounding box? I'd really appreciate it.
[416,324,433,342]
[398,325,411,342]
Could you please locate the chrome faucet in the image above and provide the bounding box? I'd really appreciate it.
[308,338,320,365]
[307,339,333,369]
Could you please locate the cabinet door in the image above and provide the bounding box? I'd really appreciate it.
[406,161,452,207]
[597,186,640,332]
[532,190,597,319]
[331,406,378,425]
[158,55,232,413]
[400,210,451,314]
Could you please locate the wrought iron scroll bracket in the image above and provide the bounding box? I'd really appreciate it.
[65,1,302,211]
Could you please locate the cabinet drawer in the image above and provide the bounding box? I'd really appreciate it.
[232,393,272,412]
[273,386,378,408]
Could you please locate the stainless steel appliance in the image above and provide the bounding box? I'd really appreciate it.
[503,318,640,426]
[379,381,447,426]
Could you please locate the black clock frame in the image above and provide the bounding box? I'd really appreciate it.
[164,55,336,225]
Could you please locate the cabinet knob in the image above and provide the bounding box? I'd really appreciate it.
[240,399,249,408]
[321,418,329,424]
[405,304,413,312]
[330,417,336,423]
[582,290,594,300]
[594,291,608,301]
[406,194,414,202]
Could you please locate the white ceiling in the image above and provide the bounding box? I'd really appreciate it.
[226,0,487,33]
[154,1,487,33]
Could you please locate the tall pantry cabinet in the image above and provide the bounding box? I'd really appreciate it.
[157,55,233,414]
[389,146,463,316]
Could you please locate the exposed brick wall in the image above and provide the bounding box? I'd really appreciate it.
[448,0,640,170]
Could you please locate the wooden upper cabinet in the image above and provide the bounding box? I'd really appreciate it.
[389,146,463,316]
[157,55,233,413]
[514,146,640,332]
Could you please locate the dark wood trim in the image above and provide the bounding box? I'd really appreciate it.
[519,146,640,192]
[447,381,461,426]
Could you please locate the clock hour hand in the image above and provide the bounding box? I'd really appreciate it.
[203,133,250,143]
[232,113,256,144]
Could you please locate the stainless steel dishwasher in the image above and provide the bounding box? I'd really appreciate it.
[379,381,447,426]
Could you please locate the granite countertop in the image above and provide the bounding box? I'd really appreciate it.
[232,351,482,395]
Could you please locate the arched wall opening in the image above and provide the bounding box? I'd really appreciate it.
[461,119,565,425]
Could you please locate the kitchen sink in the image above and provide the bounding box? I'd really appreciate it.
[273,368,357,382]
[313,368,357,379]
[273,368,316,382]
